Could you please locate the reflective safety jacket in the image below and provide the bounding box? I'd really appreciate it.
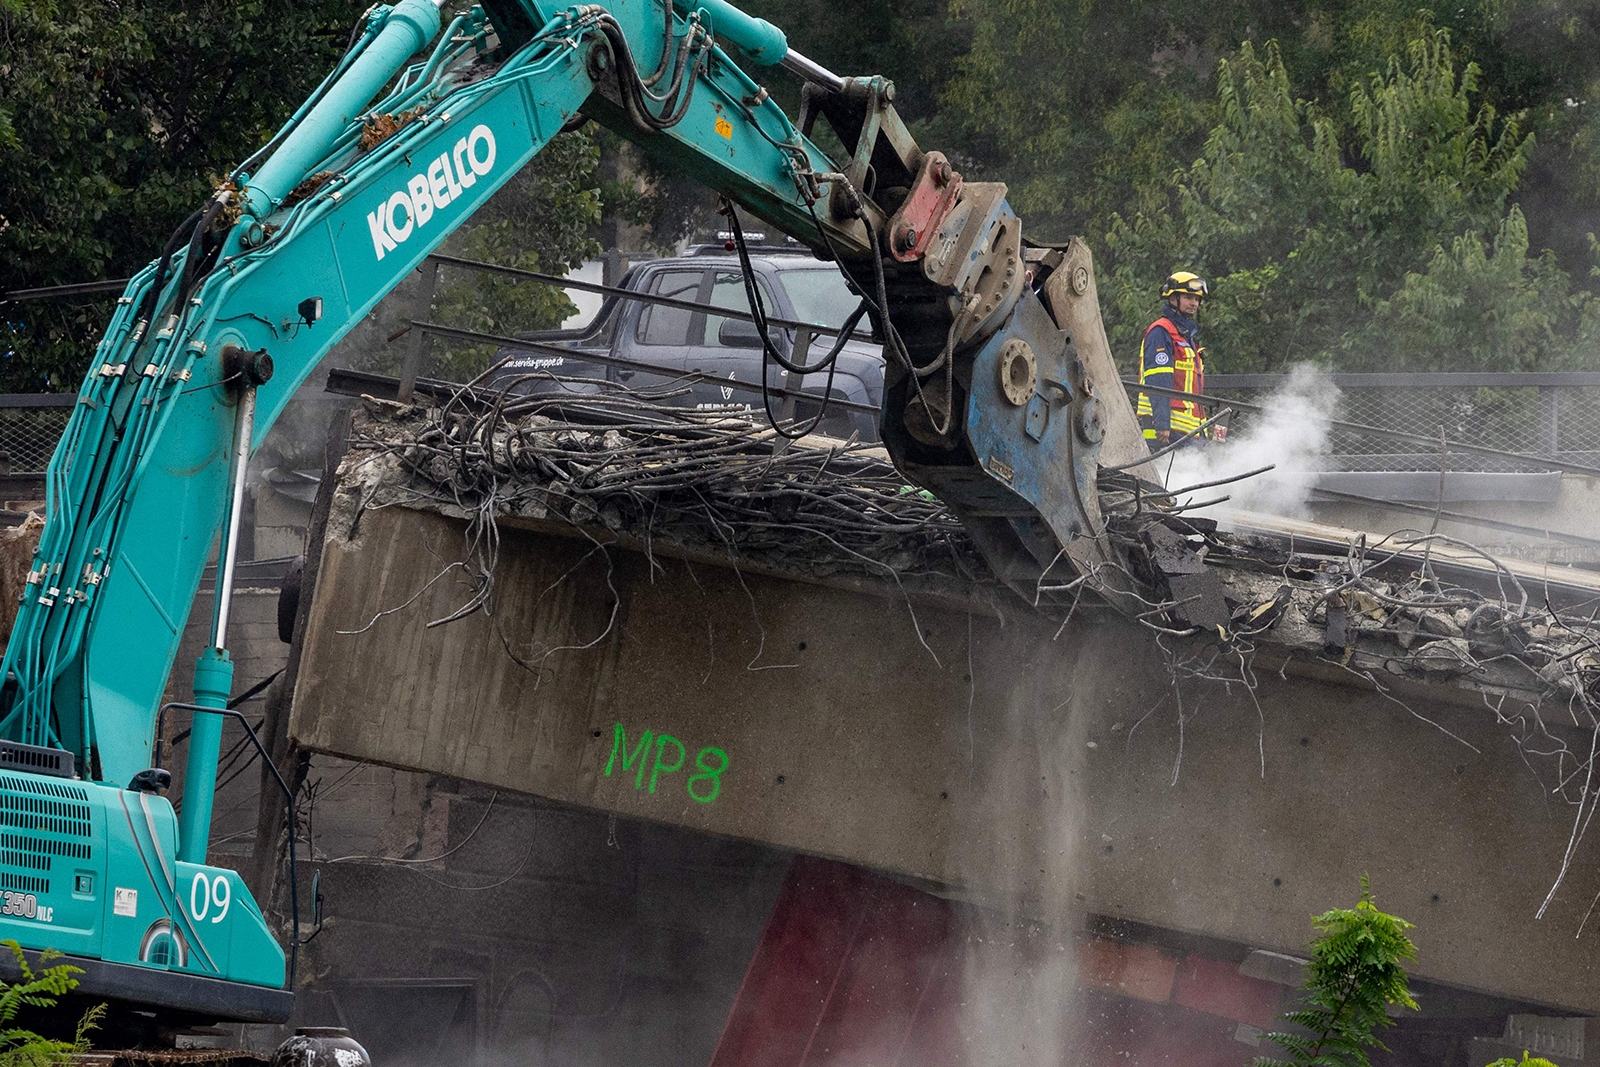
[1135,315,1206,439]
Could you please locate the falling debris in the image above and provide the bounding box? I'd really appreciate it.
[357,109,424,152]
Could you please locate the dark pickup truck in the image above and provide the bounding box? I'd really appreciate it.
[492,246,885,440]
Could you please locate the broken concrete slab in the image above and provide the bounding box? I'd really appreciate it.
[287,401,1600,1012]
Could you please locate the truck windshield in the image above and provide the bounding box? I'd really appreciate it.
[783,268,861,333]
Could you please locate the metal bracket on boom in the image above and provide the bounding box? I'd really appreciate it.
[887,152,961,263]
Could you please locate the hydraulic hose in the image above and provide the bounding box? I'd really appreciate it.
[640,0,677,87]
[593,13,703,132]
[641,18,701,104]
[804,196,957,439]
[175,193,233,307]
[132,207,206,331]
[722,202,868,439]
[726,201,866,376]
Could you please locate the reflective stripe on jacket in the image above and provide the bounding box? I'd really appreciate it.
[1135,316,1206,438]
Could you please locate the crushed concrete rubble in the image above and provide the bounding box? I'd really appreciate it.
[336,387,1600,713]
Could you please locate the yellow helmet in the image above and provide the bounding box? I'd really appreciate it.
[1161,271,1209,301]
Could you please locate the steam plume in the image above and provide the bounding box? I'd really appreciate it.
[1164,364,1340,519]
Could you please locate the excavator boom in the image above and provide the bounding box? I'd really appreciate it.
[0,0,1122,1023]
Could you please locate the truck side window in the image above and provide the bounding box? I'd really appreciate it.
[635,270,703,346]
[706,271,775,348]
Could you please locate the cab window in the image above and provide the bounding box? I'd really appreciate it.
[705,271,777,349]
[635,270,704,346]
[782,268,860,333]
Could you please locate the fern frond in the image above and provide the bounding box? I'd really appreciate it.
[1484,1054,1564,1067]
[1255,879,1417,1067]
[0,942,99,1065]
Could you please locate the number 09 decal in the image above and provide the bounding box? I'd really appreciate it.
[189,872,231,924]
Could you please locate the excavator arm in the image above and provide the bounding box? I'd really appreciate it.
[0,0,1128,1021]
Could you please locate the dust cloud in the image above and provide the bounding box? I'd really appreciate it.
[942,372,1345,1060]
[1163,363,1340,520]
[948,631,1090,1066]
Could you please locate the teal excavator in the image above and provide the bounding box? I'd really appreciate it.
[0,0,1120,1028]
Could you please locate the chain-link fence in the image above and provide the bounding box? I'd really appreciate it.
[0,398,73,474]
[1200,373,1600,473]
[7,373,1600,477]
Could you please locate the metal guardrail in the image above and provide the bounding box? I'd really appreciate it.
[1203,372,1600,472]
[1129,379,1600,479]
[1208,372,1600,388]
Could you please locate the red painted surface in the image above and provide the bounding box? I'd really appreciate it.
[1080,938,1180,1004]
[1172,952,1284,1030]
[887,150,963,263]
[709,856,965,1067]
[711,856,1283,1067]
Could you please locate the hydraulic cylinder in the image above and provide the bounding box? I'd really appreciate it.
[239,0,445,220]
[179,648,234,864]
[673,0,787,65]
[178,382,258,864]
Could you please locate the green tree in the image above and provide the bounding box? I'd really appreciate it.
[0,941,102,1065]
[934,0,1240,243]
[742,0,958,127]
[1365,206,1587,371]
[422,129,604,378]
[16,0,1600,388]
[1102,31,1590,372]
[927,0,1600,270]
[0,0,365,390]
[2,1,605,391]
[1252,877,1418,1067]
[919,0,1600,374]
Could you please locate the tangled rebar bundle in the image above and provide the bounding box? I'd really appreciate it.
[342,378,994,608]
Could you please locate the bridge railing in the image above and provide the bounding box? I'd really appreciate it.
[2,367,1598,478]
[1203,372,1600,473]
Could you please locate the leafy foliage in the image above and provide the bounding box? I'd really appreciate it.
[1252,877,1417,1067]
[0,0,366,389]
[1,0,604,390]
[1103,30,1596,372]
[732,0,1600,375]
[424,129,603,378]
[323,128,603,385]
[925,0,1600,265]
[0,941,101,1066]
[933,0,1234,241]
[10,0,1600,388]
[1486,1054,1564,1067]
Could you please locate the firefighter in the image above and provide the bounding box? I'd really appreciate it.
[1135,271,1219,447]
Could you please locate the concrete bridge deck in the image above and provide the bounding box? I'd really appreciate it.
[282,402,1600,1031]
